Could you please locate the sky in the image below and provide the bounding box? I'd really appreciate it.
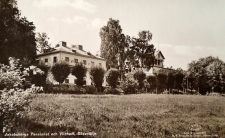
[17,0,225,70]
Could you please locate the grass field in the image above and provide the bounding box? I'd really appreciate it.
[17,94,225,138]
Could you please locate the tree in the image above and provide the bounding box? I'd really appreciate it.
[72,63,87,88]
[36,32,51,53]
[105,68,120,88]
[127,30,155,69]
[156,73,167,93]
[51,62,70,86]
[0,0,36,64]
[30,64,49,91]
[147,75,157,92]
[89,66,105,92]
[100,18,128,69]
[174,71,185,90]
[187,56,225,94]
[167,72,175,91]
[133,69,146,89]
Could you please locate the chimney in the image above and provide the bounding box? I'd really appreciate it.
[60,41,67,47]
[78,45,83,50]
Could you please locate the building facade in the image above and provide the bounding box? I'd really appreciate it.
[37,41,107,85]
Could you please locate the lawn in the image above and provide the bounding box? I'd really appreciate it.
[17,94,225,138]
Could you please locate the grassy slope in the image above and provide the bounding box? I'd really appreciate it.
[19,94,225,138]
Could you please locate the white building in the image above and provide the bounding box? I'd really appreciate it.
[37,41,107,85]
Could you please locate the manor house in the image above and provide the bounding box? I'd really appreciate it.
[36,41,107,85]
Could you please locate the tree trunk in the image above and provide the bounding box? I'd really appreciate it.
[0,113,4,137]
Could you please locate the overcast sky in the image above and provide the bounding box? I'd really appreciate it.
[17,0,225,69]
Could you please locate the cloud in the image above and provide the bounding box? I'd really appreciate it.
[61,16,89,24]
[91,18,107,28]
[47,17,58,22]
[33,0,96,13]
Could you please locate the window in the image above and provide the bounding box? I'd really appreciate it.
[65,79,69,83]
[83,60,86,65]
[75,59,78,63]
[99,63,102,67]
[65,57,69,62]
[91,61,94,66]
[158,60,160,65]
[53,56,57,63]
[45,58,48,63]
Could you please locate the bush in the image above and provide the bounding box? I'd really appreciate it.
[0,57,43,135]
[30,64,49,88]
[105,68,120,88]
[121,72,138,94]
[84,85,97,94]
[89,66,105,92]
[134,69,146,89]
[51,84,80,93]
[72,63,87,88]
[103,87,124,95]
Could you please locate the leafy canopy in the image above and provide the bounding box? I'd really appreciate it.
[72,63,87,87]
[51,62,70,84]
[89,66,105,89]
[0,0,36,64]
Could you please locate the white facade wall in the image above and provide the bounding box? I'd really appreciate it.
[37,52,107,86]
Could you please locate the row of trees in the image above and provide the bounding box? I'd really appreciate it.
[186,56,225,94]
[50,62,105,92]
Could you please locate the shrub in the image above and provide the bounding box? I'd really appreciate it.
[103,87,123,95]
[134,69,146,89]
[84,85,97,94]
[121,72,138,94]
[0,57,43,135]
[30,64,49,88]
[105,68,120,88]
[51,61,70,85]
[72,63,87,88]
[89,66,105,92]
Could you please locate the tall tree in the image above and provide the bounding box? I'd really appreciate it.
[72,62,87,88]
[100,18,128,69]
[89,66,105,92]
[36,32,51,53]
[127,30,155,69]
[0,0,36,64]
[187,56,225,94]
[51,62,70,86]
